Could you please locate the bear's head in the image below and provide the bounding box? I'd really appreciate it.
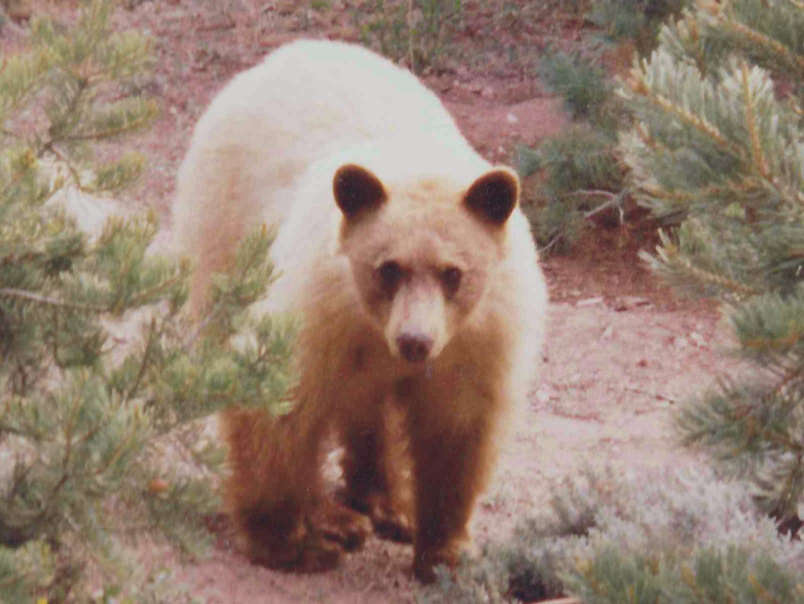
[334,163,519,365]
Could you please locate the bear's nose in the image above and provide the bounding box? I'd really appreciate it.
[396,333,433,363]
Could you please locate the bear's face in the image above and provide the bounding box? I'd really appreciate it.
[334,164,519,365]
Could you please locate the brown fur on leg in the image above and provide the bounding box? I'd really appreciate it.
[339,399,413,543]
[403,378,500,583]
[410,424,491,583]
[222,405,370,571]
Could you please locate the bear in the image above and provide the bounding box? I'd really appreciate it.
[172,39,548,582]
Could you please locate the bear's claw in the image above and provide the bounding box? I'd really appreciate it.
[238,499,370,572]
[337,488,413,544]
[312,500,372,552]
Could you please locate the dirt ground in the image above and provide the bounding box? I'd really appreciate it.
[4,2,737,601]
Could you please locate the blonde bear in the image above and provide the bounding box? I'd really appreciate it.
[173,39,547,582]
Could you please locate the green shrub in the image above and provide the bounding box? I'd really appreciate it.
[351,0,463,73]
[518,126,626,252]
[538,49,612,122]
[621,0,804,529]
[420,468,803,603]
[0,2,293,599]
[588,0,689,54]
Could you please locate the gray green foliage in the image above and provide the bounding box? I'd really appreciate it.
[538,49,613,123]
[588,0,689,54]
[518,125,625,253]
[519,1,693,254]
[657,0,804,91]
[0,1,293,600]
[420,469,804,603]
[519,46,629,252]
[517,0,675,254]
[621,0,804,530]
[351,0,463,73]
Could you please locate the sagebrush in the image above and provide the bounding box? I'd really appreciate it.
[421,468,803,603]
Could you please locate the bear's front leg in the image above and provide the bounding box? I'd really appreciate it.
[406,391,498,583]
[339,402,413,544]
[222,406,370,572]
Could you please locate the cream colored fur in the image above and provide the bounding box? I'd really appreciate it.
[173,39,547,580]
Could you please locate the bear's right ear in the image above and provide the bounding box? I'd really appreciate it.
[333,164,387,220]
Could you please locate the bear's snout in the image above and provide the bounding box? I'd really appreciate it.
[396,333,433,363]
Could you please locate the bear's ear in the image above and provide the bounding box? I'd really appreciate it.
[463,168,519,226]
[333,164,387,220]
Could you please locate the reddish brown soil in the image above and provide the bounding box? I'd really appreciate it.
[4,2,732,601]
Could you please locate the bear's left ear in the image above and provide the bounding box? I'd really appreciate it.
[333,164,387,221]
[463,167,520,227]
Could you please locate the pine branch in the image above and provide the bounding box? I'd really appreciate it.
[716,10,804,74]
[123,316,157,403]
[0,2,278,598]
[0,287,106,312]
[41,144,86,191]
[628,66,743,159]
[60,114,155,143]
[645,234,760,299]
[740,61,769,180]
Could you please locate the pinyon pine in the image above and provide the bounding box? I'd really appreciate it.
[620,0,804,535]
[0,1,293,601]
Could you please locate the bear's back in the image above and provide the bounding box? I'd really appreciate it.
[174,40,477,245]
[187,40,469,174]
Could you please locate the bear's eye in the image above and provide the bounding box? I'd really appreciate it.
[377,260,403,296]
[441,266,462,299]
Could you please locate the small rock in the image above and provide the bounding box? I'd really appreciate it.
[506,112,519,124]
[613,296,651,311]
[577,296,604,307]
[690,331,707,348]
